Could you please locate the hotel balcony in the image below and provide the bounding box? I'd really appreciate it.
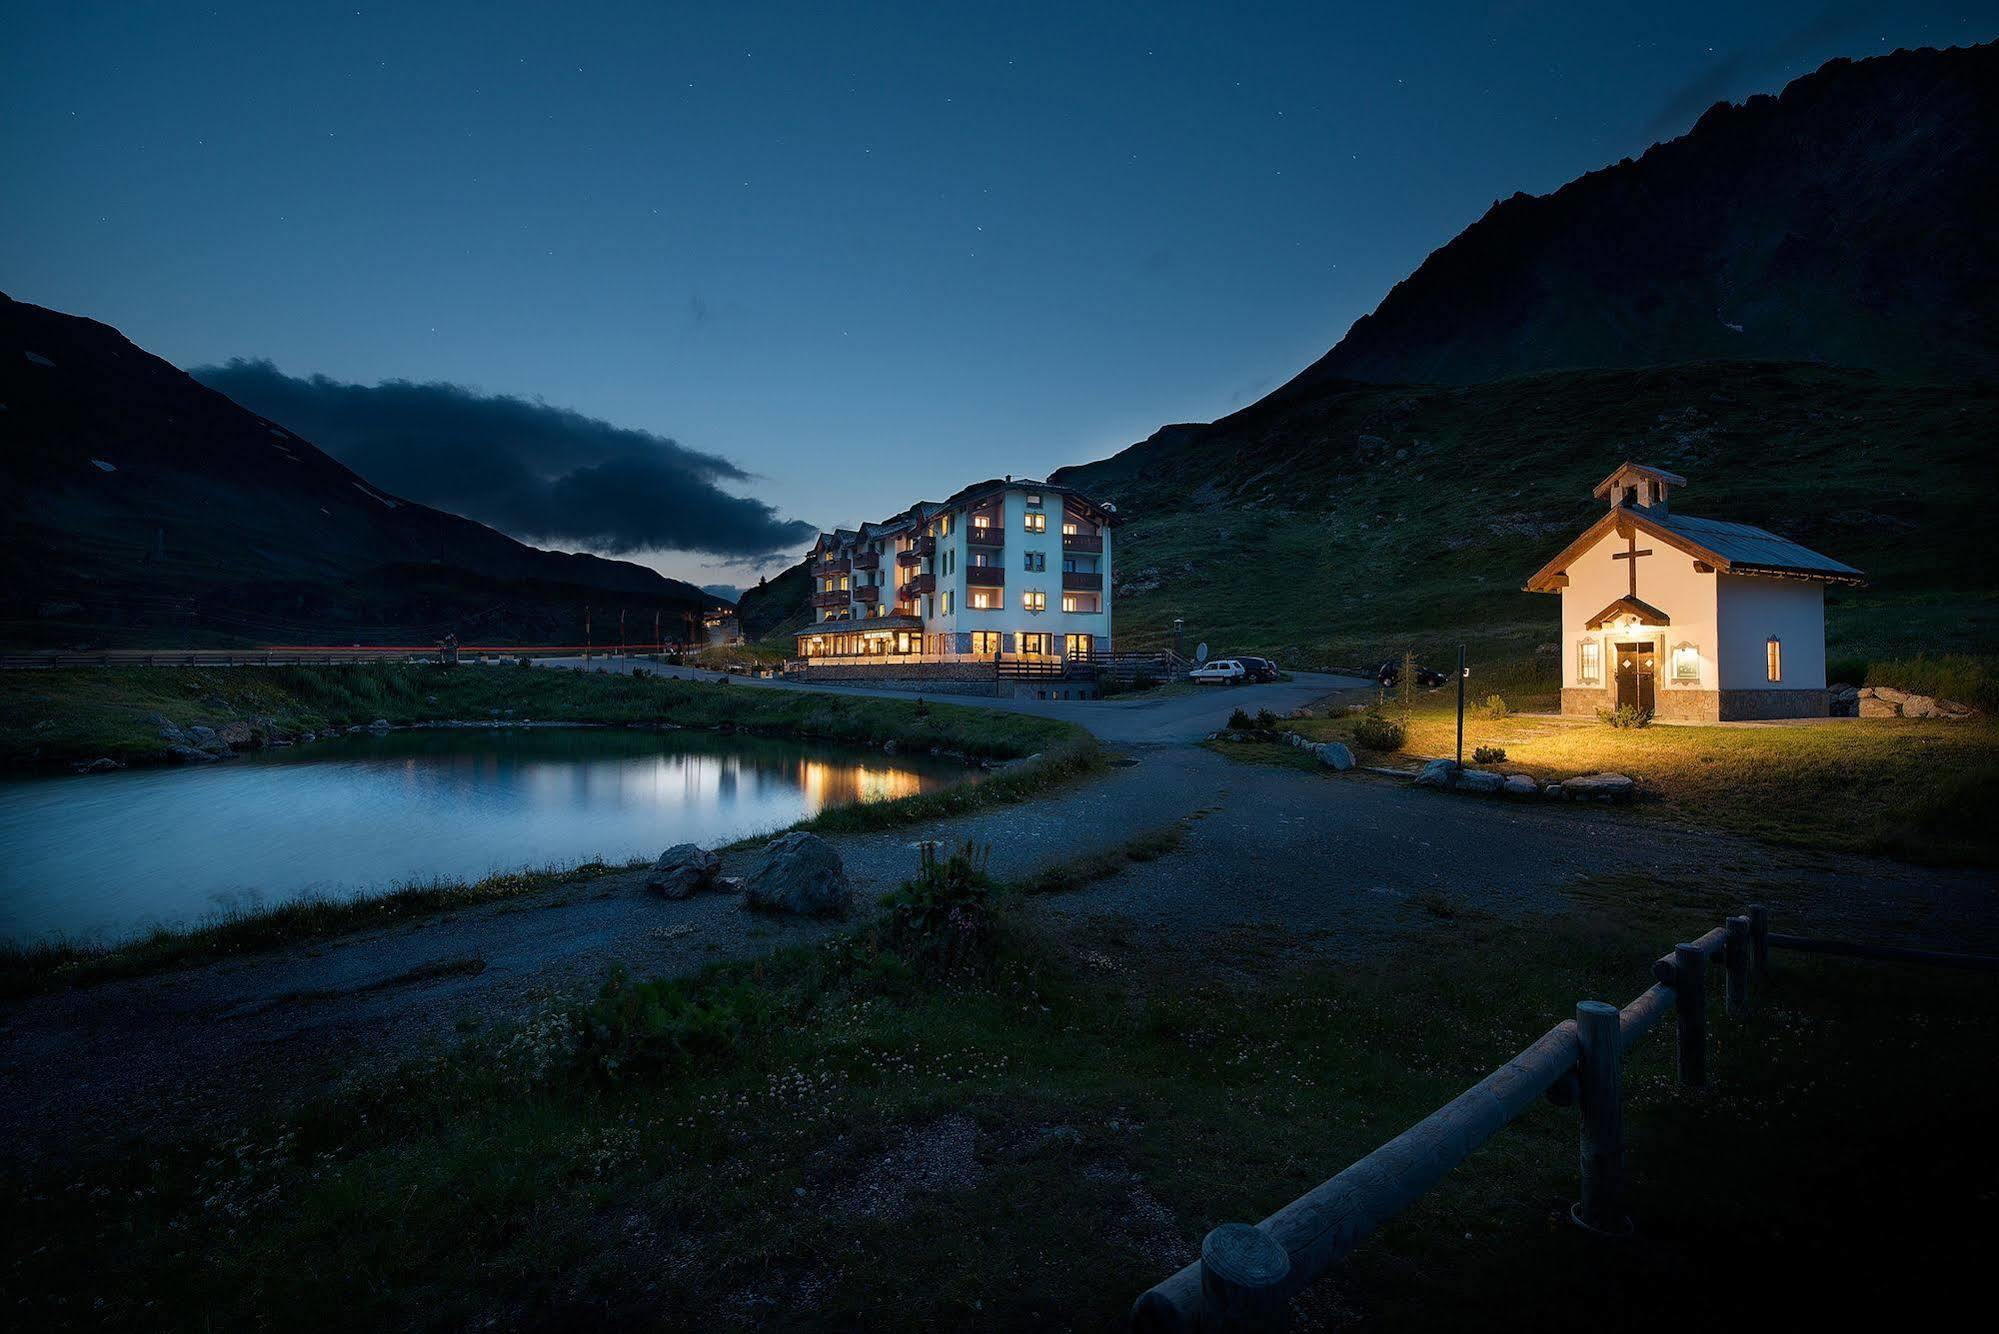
[913,534,936,557]
[1061,532,1103,553]
[895,546,923,567]
[899,573,935,598]
[853,584,881,604]
[851,551,880,572]
[1061,570,1102,591]
[812,589,849,609]
[966,565,1005,587]
[966,524,1005,548]
[815,557,851,576]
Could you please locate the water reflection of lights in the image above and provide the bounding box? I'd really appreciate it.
[796,760,926,811]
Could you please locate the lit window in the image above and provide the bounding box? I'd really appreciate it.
[971,631,1000,655]
[972,514,990,529]
[1577,639,1602,684]
[1061,593,1078,612]
[1766,636,1782,682]
[1023,590,1047,613]
[1024,512,1047,533]
[1670,642,1700,684]
[1062,521,1078,536]
[971,590,995,610]
[942,591,953,614]
[1021,632,1050,655]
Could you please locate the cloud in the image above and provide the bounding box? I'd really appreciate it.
[701,583,742,604]
[193,359,816,560]
[1643,3,1870,141]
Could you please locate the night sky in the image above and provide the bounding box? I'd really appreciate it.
[5,2,1991,587]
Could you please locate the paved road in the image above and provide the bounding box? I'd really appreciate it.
[5,670,1993,1163]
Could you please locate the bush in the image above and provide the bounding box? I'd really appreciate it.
[577,970,771,1081]
[1254,708,1279,729]
[1227,707,1254,731]
[1596,704,1652,729]
[880,841,996,977]
[1353,712,1406,752]
[1476,694,1510,720]
[1472,745,1507,764]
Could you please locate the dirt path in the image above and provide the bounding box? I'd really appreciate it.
[4,679,1993,1165]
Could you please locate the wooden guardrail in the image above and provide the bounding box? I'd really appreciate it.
[0,645,693,670]
[1132,905,1997,1331]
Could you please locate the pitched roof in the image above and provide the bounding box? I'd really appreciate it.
[1524,506,1866,592]
[1585,595,1671,629]
[1592,462,1687,501]
[1645,512,1863,580]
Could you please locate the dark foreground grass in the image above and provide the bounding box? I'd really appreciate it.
[5,870,1992,1331]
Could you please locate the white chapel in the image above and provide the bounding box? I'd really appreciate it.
[1524,463,1865,721]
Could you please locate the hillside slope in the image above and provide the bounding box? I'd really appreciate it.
[0,294,723,647]
[1290,44,1997,389]
[1053,362,1996,672]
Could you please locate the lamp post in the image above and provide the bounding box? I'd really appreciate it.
[1456,643,1468,770]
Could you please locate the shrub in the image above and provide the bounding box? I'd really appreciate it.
[577,970,771,1081]
[1596,704,1652,729]
[1476,694,1510,720]
[1472,745,1508,764]
[1227,707,1254,731]
[1353,712,1406,751]
[1254,708,1279,729]
[880,841,996,977]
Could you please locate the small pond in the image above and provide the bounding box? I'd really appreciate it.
[0,728,978,944]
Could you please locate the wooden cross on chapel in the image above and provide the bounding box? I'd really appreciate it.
[1612,522,1652,597]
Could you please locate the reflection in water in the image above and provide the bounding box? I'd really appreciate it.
[0,729,978,945]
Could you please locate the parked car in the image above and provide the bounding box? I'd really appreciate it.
[1374,658,1449,688]
[1237,655,1281,683]
[1190,659,1247,685]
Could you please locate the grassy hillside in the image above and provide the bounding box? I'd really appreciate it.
[1056,362,1996,679]
[734,559,812,650]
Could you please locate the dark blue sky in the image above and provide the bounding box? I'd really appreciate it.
[5,2,1991,584]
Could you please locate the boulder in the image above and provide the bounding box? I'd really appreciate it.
[1563,773,1636,803]
[185,724,219,748]
[1415,758,1458,789]
[743,832,852,916]
[369,718,391,732]
[1863,686,1910,706]
[646,843,720,899]
[1457,768,1504,795]
[1858,695,1900,718]
[1502,774,1539,798]
[1314,742,1355,772]
[215,720,256,748]
[168,745,218,764]
[1900,694,1938,719]
[72,757,121,774]
[1542,782,1564,799]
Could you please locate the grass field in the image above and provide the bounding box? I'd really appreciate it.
[1270,685,1999,866]
[6,860,1991,1330]
[0,663,1080,770]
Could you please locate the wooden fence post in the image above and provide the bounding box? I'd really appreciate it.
[1748,904,1769,977]
[1198,1223,1290,1331]
[1673,942,1707,1088]
[1724,916,1751,1017]
[1572,1000,1629,1235]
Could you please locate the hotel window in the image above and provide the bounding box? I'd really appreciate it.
[1022,590,1047,613]
[1020,632,1050,655]
[1670,642,1701,684]
[1577,639,1602,684]
[970,589,997,610]
[1023,512,1047,533]
[1064,634,1093,658]
[1062,520,1078,537]
[1766,636,1782,682]
[942,591,954,614]
[1022,551,1045,572]
[1062,593,1078,612]
[1027,492,1042,506]
[972,514,991,531]
[970,630,1001,655]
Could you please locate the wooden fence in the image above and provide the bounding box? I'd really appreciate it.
[1131,906,1995,1331]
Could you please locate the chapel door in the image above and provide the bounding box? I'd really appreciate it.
[1615,642,1656,713]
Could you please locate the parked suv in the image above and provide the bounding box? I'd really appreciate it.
[1374,658,1448,688]
[1237,656,1280,683]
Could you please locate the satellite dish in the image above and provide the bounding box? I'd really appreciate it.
[1195,641,1210,664]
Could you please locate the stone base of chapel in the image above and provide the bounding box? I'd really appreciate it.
[1561,686,1828,722]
